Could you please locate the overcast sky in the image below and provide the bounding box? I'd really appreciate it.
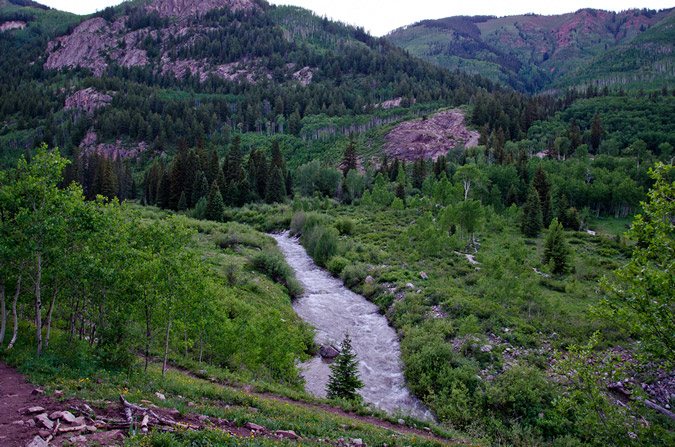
[38,0,675,36]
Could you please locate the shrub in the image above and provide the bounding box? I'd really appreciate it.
[251,248,302,298]
[290,211,306,235]
[334,218,355,235]
[327,256,350,276]
[341,262,369,288]
[304,225,338,267]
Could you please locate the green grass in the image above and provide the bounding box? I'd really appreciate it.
[0,325,470,447]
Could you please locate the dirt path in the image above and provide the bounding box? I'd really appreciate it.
[1,358,465,446]
[0,361,60,447]
[164,362,465,445]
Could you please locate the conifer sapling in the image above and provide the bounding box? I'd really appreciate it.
[326,334,364,401]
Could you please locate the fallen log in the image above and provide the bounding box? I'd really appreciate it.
[149,410,199,430]
[644,399,675,421]
[59,424,87,433]
[45,420,60,443]
[141,413,149,433]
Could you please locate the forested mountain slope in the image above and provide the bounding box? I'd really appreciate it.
[387,8,675,92]
[0,0,492,173]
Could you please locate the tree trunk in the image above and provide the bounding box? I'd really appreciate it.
[144,300,151,373]
[0,282,5,345]
[7,273,22,350]
[162,317,172,376]
[184,328,188,358]
[44,280,58,349]
[199,330,204,364]
[35,252,43,356]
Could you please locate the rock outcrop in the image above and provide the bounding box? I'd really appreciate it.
[64,88,112,116]
[42,0,285,86]
[146,0,257,19]
[0,21,26,32]
[383,109,479,162]
[79,130,148,161]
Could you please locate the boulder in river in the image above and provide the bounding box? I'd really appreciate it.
[319,345,340,359]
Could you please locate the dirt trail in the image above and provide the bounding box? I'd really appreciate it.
[163,361,466,445]
[1,359,465,446]
[0,361,60,447]
[383,109,479,162]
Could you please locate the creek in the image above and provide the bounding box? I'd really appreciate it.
[271,232,431,420]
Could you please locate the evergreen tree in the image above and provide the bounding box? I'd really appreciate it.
[265,165,286,204]
[543,218,570,275]
[341,135,358,176]
[183,150,199,207]
[506,184,518,206]
[395,181,405,203]
[177,191,187,211]
[157,171,171,209]
[412,158,426,189]
[255,151,269,198]
[532,165,553,226]
[100,159,118,200]
[225,135,244,184]
[205,181,225,222]
[521,187,543,237]
[326,334,363,401]
[191,170,209,206]
[590,114,604,150]
[207,148,220,185]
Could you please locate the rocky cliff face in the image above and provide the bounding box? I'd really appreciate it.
[45,17,148,76]
[64,88,112,116]
[146,0,257,19]
[42,0,284,84]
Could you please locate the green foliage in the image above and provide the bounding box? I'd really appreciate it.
[327,256,350,276]
[252,248,303,299]
[601,163,675,363]
[340,263,369,288]
[205,181,225,222]
[303,225,339,268]
[521,187,543,237]
[334,217,355,235]
[552,333,672,446]
[326,334,364,401]
[543,218,571,275]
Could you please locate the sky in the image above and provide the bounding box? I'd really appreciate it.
[38,0,675,36]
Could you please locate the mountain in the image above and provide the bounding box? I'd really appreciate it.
[386,8,675,92]
[0,0,493,171]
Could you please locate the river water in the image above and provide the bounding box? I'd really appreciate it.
[271,231,431,420]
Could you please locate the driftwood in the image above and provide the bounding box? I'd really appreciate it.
[45,420,60,443]
[59,425,87,433]
[141,413,149,433]
[117,394,200,434]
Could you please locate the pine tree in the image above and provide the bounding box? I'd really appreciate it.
[543,218,570,275]
[207,148,219,185]
[412,158,426,189]
[326,334,363,401]
[177,191,187,211]
[265,165,286,204]
[191,170,209,206]
[590,114,604,150]
[532,165,552,226]
[521,187,543,237]
[341,136,358,176]
[205,181,225,222]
